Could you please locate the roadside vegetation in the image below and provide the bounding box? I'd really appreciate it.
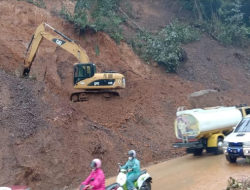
[226,177,250,190]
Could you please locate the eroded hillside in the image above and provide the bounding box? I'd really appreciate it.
[1,0,250,190]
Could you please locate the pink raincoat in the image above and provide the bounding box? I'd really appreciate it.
[81,168,105,190]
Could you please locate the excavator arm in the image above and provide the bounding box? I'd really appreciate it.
[23,22,90,76]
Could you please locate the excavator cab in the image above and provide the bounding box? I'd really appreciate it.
[73,63,97,85]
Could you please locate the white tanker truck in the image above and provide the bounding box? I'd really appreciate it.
[172,105,250,155]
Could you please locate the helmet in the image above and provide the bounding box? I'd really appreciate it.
[128,150,136,158]
[90,158,102,169]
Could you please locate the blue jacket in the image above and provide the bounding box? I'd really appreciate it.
[121,158,140,176]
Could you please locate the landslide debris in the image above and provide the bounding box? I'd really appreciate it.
[1,0,250,190]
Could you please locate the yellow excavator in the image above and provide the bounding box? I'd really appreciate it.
[23,22,126,101]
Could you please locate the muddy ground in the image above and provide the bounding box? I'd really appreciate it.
[106,154,250,190]
[1,0,250,189]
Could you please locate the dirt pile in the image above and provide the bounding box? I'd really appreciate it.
[1,0,250,190]
[178,34,250,105]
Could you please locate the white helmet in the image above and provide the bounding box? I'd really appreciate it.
[128,150,136,158]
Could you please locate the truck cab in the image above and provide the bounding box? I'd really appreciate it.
[237,105,250,117]
[223,115,250,163]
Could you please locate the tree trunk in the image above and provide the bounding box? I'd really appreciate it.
[193,0,203,22]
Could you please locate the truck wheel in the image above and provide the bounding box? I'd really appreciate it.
[193,148,203,156]
[215,137,224,155]
[226,155,237,163]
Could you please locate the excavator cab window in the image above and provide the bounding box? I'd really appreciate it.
[73,63,96,85]
[86,65,91,78]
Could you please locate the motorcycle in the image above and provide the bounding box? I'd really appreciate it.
[106,163,152,190]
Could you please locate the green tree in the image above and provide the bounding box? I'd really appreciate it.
[61,0,200,72]
[180,0,250,46]
[61,0,124,43]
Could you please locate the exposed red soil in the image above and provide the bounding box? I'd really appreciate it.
[1,1,250,190]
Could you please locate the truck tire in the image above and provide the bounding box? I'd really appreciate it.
[214,137,224,155]
[193,148,203,156]
[226,155,237,163]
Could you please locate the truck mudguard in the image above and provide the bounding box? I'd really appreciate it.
[207,133,224,147]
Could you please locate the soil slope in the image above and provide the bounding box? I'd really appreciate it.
[1,0,250,190]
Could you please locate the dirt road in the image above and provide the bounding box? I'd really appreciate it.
[106,154,250,190]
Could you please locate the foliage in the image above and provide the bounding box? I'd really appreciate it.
[203,18,249,46]
[166,20,201,44]
[214,0,250,46]
[17,0,46,9]
[60,0,124,43]
[60,5,88,30]
[179,0,250,47]
[133,20,200,72]
[61,1,200,72]
[226,177,250,190]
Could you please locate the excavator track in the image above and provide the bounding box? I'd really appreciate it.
[70,90,120,102]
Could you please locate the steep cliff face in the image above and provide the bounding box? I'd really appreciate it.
[0,0,250,190]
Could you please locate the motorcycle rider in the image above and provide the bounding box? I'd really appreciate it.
[79,159,105,190]
[120,150,140,190]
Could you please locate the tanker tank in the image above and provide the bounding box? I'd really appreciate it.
[175,106,242,140]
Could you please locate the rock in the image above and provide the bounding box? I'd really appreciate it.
[15,139,22,145]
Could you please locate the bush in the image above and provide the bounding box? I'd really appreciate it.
[60,5,88,30]
[226,177,250,190]
[133,20,200,73]
[60,0,124,43]
[179,0,250,47]
[17,0,46,9]
[204,19,250,47]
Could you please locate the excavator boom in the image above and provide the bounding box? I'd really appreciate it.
[23,22,89,75]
